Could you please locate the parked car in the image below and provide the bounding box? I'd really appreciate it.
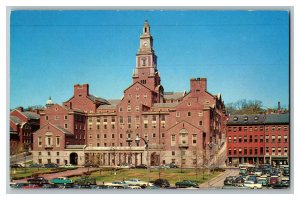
[29,163,43,168]
[106,181,128,187]
[281,178,290,187]
[224,176,236,185]
[153,179,170,188]
[232,176,245,187]
[125,178,148,187]
[283,167,289,176]
[168,163,178,168]
[63,164,77,169]
[160,164,170,169]
[246,175,257,183]
[257,177,268,187]
[44,163,58,168]
[239,168,248,176]
[243,181,262,189]
[27,177,48,185]
[254,169,263,177]
[175,180,199,188]
[10,182,29,188]
[272,181,289,189]
[269,176,279,187]
[50,177,73,185]
[10,164,24,168]
[135,164,147,169]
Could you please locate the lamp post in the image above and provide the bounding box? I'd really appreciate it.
[135,136,150,186]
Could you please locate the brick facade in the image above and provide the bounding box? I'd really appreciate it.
[226,114,289,167]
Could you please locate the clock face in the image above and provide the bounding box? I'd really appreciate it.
[143,41,148,47]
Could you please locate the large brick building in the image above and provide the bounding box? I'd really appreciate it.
[226,113,289,167]
[31,20,226,168]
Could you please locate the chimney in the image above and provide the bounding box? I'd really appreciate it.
[74,84,89,97]
[190,78,207,97]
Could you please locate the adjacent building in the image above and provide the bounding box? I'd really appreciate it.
[226,113,289,167]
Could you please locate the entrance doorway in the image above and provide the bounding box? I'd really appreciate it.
[70,152,78,165]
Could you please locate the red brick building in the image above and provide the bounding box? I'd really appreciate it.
[226,113,289,167]
[10,107,40,154]
[31,21,226,168]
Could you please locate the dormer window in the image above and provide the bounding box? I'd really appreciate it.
[233,117,238,121]
[254,116,259,121]
[244,116,248,121]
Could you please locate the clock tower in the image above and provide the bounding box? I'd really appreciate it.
[132,20,163,102]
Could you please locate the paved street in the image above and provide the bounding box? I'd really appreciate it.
[199,168,239,189]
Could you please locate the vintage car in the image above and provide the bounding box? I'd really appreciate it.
[244,181,262,189]
[50,177,73,185]
[27,177,48,185]
[124,178,148,187]
[175,180,199,188]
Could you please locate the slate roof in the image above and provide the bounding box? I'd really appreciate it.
[227,113,290,125]
[98,99,121,109]
[265,113,289,124]
[163,92,185,100]
[10,116,23,124]
[88,94,109,104]
[227,114,264,125]
[22,111,40,120]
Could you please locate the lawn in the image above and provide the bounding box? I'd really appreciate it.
[70,168,222,185]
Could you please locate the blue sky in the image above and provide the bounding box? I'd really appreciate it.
[10,10,289,109]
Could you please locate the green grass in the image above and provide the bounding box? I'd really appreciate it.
[70,168,221,185]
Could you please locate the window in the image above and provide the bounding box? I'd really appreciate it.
[244,148,247,155]
[249,148,253,155]
[193,159,197,165]
[112,134,115,139]
[144,94,147,99]
[238,127,242,131]
[272,126,275,131]
[97,134,100,139]
[64,124,68,129]
[172,151,175,156]
[104,143,107,147]
[119,116,123,124]
[228,136,232,143]
[272,135,275,143]
[162,133,165,138]
[254,135,258,143]
[89,134,92,139]
[228,148,232,155]
[244,127,248,131]
[265,135,269,143]
[260,126,263,131]
[239,148,242,155]
[39,152,42,156]
[254,147,258,155]
[56,137,60,147]
[48,152,51,156]
[260,135,264,143]
[249,127,253,132]
[55,116,59,120]
[278,135,282,143]
[171,135,176,146]
[284,126,288,131]
[249,135,253,142]
[238,136,242,143]
[144,123,148,128]
[57,152,59,156]
[97,143,100,147]
[272,147,276,155]
[284,135,288,143]
[278,147,281,155]
[265,126,269,131]
[233,136,237,143]
[64,115,68,120]
[228,127,232,132]
[97,117,100,123]
[119,107,123,112]
[284,147,288,155]
[112,124,115,129]
[89,117,93,123]
[128,116,131,124]
[187,112,191,117]
[192,134,197,145]
[254,127,258,131]
[233,148,236,155]
[244,135,247,143]
[198,112,203,117]
[152,133,156,138]
[172,159,176,164]
[97,124,100,130]
[233,127,236,132]
[38,137,42,147]
[56,159,60,164]
[120,134,123,139]
[266,147,269,154]
[89,124,92,130]
[111,117,115,123]
[104,134,107,139]
[176,112,180,117]
[127,106,131,112]
[199,121,203,126]
[45,116,48,120]
[135,106,139,112]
